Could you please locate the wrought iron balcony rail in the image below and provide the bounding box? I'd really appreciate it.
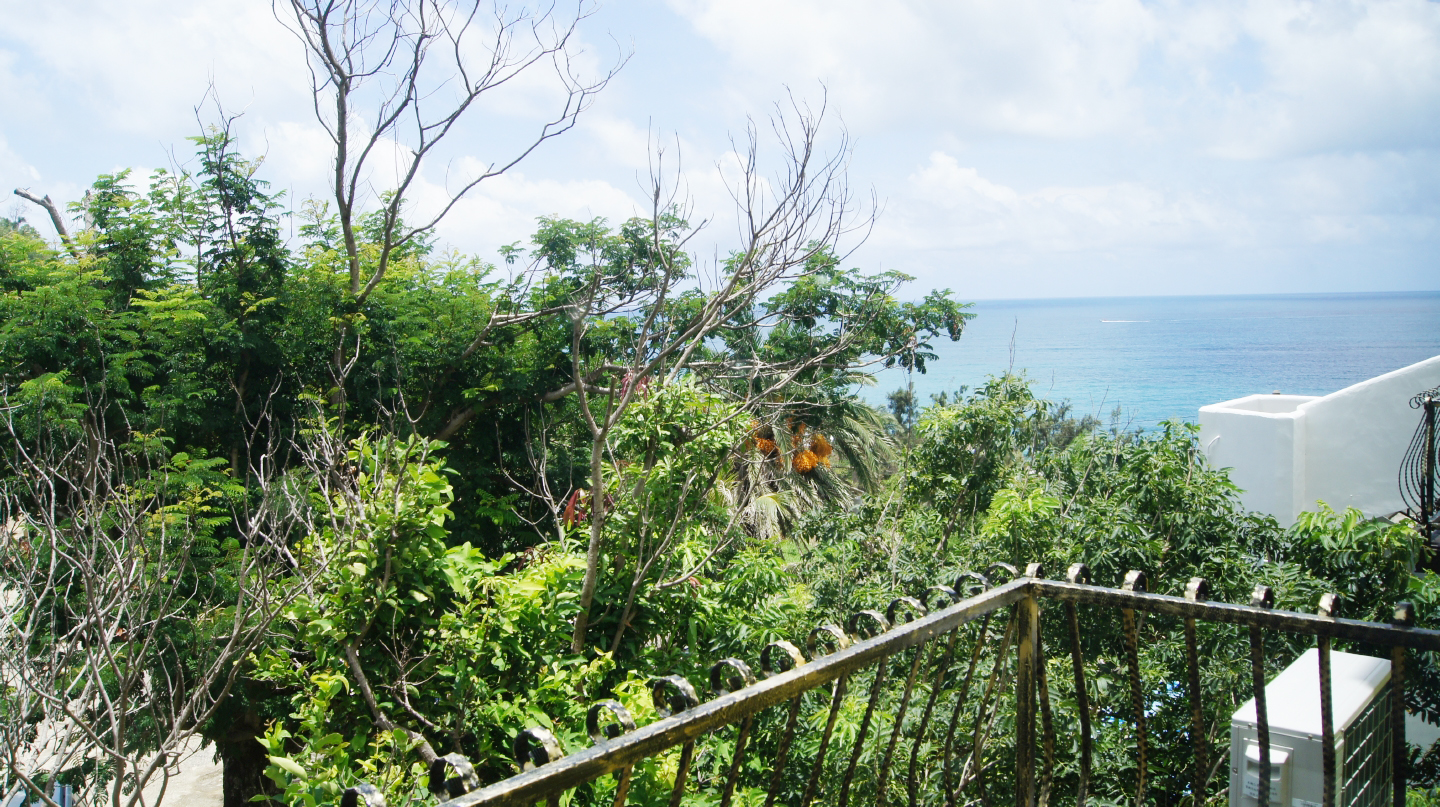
[341,564,1440,807]
[1402,384,1439,571]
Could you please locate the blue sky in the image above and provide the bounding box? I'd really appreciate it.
[1,0,1438,299]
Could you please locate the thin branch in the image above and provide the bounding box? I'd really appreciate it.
[13,189,79,258]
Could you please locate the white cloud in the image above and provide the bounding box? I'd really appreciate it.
[667,0,1440,159]
[242,120,334,191]
[668,0,1158,138]
[878,151,1240,253]
[0,135,41,189]
[1,0,1436,296]
[0,0,307,136]
[419,169,644,258]
[1167,0,1440,158]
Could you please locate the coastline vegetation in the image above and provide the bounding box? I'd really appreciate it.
[4,173,1438,803]
[1,3,1436,805]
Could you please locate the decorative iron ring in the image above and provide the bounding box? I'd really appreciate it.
[1394,602,1416,627]
[586,700,637,744]
[953,571,990,596]
[806,624,851,658]
[709,658,757,696]
[1184,577,1210,602]
[649,676,700,717]
[429,753,480,797]
[342,784,387,807]
[514,728,564,771]
[1410,386,1440,408]
[922,584,959,611]
[886,596,928,625]
[759,640,806,677]
[986,562,1020,583]
[846,609,891,640]
[1123,570,1148,593]
[1250,584,1275,609]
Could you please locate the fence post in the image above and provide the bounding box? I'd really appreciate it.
[1392,602,1414,807]
[1016,581,1039,807]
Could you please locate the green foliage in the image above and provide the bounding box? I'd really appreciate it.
[257,673,432,807]
[787,377,1437,806]
[7,126,1433,807]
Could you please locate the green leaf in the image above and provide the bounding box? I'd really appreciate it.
[268,755,308,780]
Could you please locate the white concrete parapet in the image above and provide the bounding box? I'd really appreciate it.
[1199,355,1440,526]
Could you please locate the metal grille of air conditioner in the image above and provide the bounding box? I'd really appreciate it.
[1341,685,1392,807]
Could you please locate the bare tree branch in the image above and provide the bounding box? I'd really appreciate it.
[12,189,78,258]
[0,393,326,807]
[274,0,626,306]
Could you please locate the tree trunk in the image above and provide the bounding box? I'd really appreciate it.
[570,436,606,653]
[220,712,274,807]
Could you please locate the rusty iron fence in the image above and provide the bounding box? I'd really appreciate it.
[340,563,1440,807]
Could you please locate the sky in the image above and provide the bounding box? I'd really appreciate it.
[1,0,1438,299]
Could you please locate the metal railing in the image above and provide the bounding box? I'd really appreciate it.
[1402,385,1439,572]
[341,564,1440,807]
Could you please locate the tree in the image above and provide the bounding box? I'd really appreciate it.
[0,215,42,241]
[480,101,971,652]
[0,394,320,807]
[275,0,621,304]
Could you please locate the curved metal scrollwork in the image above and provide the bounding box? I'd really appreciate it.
[649,675,701,717]
[709,658,757,696]
[1410,385,1440,410]
[806,624,851,658]
[986,562,1019,583]
[922,584,959,611]
[1401,385,1438,556]
[367,560,1440,807]
[845,609,890,640]
[885,596,928,625]
[954,570,990,597]
[341,783,387,807]
[759,640,806,676]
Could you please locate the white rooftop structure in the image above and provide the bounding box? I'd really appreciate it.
[1199,355,1440,526]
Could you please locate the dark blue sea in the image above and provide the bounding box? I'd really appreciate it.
[862,292,1440,428]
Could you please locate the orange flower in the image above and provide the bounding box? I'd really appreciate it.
[793,450,819,473]
[811,433,832,460]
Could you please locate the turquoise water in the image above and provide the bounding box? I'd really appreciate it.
[863,292,1440,428]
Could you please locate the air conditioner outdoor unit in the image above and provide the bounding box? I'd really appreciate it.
[1230,648,1392,807]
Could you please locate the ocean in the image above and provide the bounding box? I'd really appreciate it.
[861,291,1440,428]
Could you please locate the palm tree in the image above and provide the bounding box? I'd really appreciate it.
[731,394,898,542]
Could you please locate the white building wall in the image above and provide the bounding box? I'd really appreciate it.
[1198,355,1440,526]
[1199,397,1310,522]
